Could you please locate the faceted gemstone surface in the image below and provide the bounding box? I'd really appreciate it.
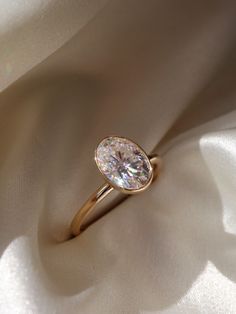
[95,136,152,190]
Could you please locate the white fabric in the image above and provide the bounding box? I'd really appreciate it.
[1,1,236,313]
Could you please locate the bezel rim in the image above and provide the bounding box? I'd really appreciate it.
[94,135,154,195]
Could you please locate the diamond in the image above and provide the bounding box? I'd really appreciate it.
[95,136,152,191]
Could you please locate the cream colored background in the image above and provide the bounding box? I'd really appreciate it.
[1,1,236,313]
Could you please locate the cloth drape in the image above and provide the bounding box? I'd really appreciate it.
[1,1,236,313]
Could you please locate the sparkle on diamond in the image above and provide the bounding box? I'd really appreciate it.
[95,136,152,190]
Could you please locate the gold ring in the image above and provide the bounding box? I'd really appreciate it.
[70,136,161,237]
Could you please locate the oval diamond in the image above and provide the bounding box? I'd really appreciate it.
[95,136,153,191]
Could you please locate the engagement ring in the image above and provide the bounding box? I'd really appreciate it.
[70,136,161,236]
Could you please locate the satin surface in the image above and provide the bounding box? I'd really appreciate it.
[1,1,236,313]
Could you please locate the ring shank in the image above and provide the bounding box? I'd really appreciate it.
[70,154,161,237]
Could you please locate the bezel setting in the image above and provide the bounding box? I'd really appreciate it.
[94,136,153,194]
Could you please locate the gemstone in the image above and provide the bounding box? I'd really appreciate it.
[95,136,152,191]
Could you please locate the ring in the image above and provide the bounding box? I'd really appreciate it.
[70,136,161,237]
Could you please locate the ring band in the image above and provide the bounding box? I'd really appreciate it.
[70,136,161,237]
